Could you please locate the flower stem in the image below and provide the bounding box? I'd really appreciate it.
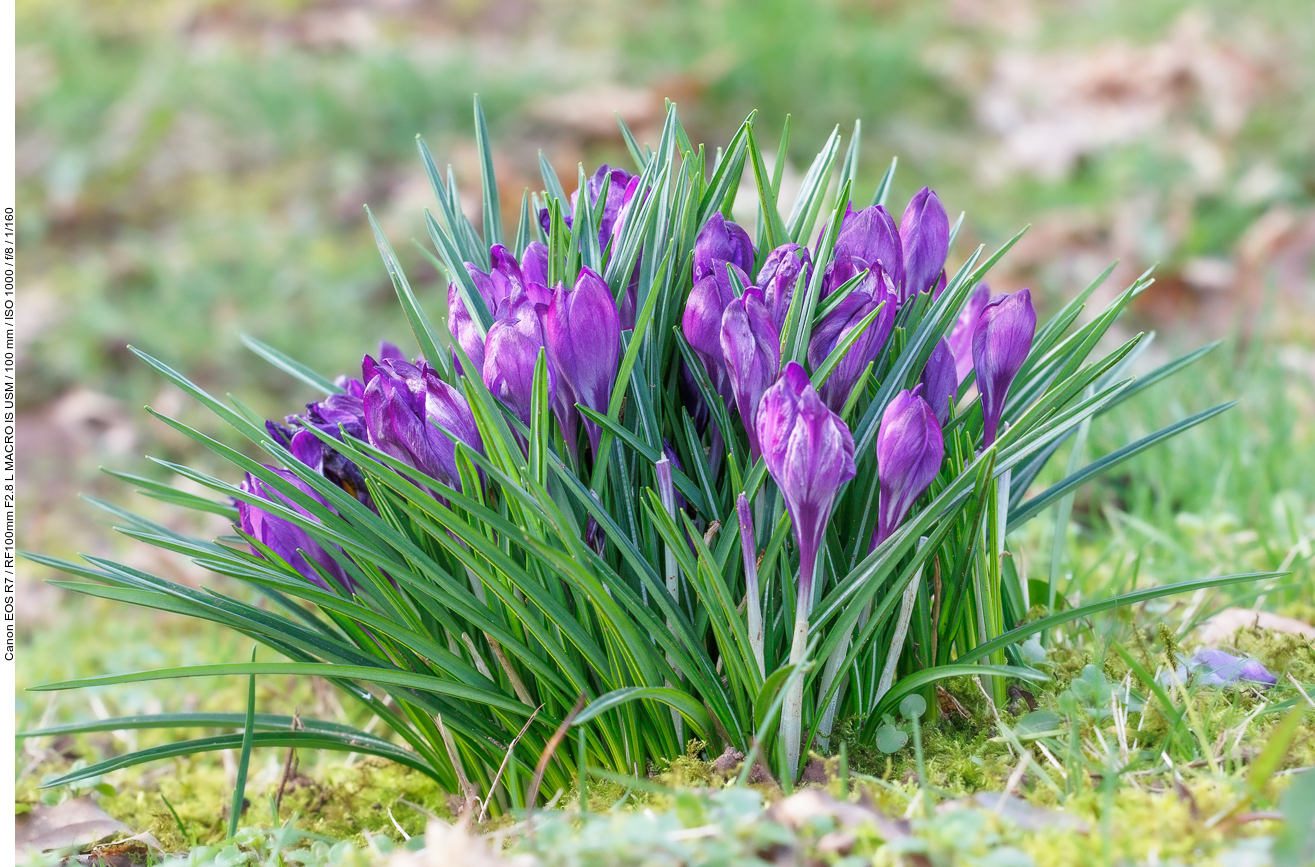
[782,543,817,779]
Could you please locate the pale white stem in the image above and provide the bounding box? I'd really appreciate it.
[814,627,852,752]
[781,603,811,776]
[875,551,926,707]
[736,494,765,678]
[656,456,684,746]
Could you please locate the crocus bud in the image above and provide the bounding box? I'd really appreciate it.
[757,361,856,775]
[520,242,550,288]
[545,266,620,458]
[583,165,637,248]
[826,205,902,296]
[972,289,1036,447]
[948,283,990,385]
[806,266,897,411]
[720,288,780,459]
[362,356,484,492]
[899,187,949,302]
[238,466,353,592]
[448,245,541,373]
[693,213,755,282]
[757,243,812,330]
[447,282,487,375]
[921,338,958,427]
[756,362,857,603]
[682,261,753,408]
[483,295,556,429]
[872,386,944,549]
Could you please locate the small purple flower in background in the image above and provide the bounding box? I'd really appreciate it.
[872,386,944,550]
[921,338,958,427]
[238,459,353,592]
[362,355,484,492]
[719,287,780,459]
[899,187,950,302]
[806,266,897,411]
[757,243,812,331]
[756,362,857,603]
[972,288,1036,447]
[483,295,556,429]
[825,205,902,296]
[693,213,755,282]
[948,283,990,385]
[1189,650,1277,687]
[682,260,754,408]
[545,266,621,458]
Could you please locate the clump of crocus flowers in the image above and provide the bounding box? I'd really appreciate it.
[236,169,1037,775]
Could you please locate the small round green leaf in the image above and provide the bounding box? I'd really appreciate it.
[876,723,908,754]
[899,694,928,720]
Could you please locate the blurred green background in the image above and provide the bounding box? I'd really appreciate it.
[15,0,1315,741]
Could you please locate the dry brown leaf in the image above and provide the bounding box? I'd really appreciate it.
[15,797,130,855]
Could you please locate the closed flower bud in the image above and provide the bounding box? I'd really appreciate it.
[873,386,944,549]
[756,362,857,603]
[682,261,753,409]
[238,464,353,592]
[948,283,990,385]
[972,289,1036,447]
[362,356,484,492]
[920,337,958,427]
[899,187,949,302]
[483,295,556,428]
[826,205,902,297]
[807,266,897,411]
[757,243,812,330]
[545,266,621,458]
[693,213,755,283]
[719,288,780,459]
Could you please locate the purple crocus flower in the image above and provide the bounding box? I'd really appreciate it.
[578,165,637,248]
[825,205,903,297]
[448,281,488,375]
[719,287,780,459]
[448,245,540,374]
[483,294,556,429]
[948,283,990,385]
[545,266,620,458]
[921,338,958,427]
[1188,650,1277,687]
[757,243,812,331]
[362,355,484,492]
[521,242,550,288]
[899,187,950,301]
[693,213,755,282]
[972,288,1036,447]
[756,361,856,773]
[541,165,637,250]
[756,362,857,603]
[806,266,897,411]
[266,421,375,510]
[682,261,754,408]
[872,387,944,550]
[237,455,353,592]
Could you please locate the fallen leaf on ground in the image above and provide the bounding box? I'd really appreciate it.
[15,797,129,855]
[1197,609,1315,646]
